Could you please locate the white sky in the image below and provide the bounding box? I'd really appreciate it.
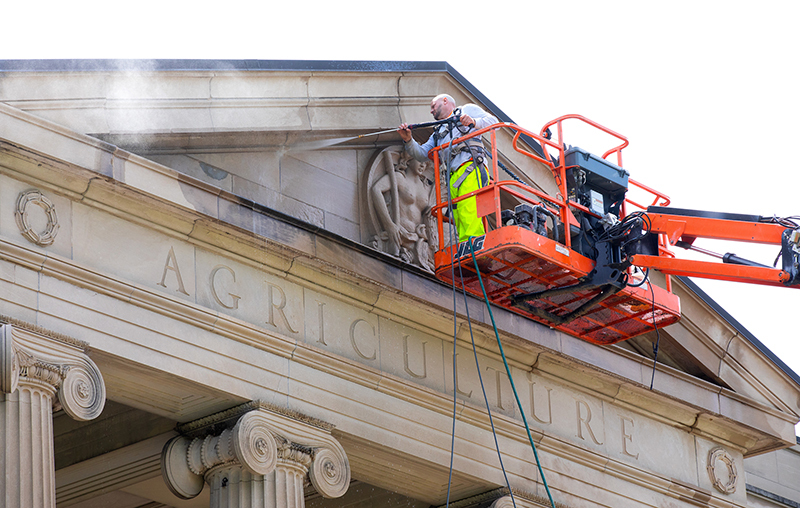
[3,1,799,425]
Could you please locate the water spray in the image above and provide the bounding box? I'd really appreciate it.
[285,113,463,153]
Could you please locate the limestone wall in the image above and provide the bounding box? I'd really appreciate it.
[745,442,800,506]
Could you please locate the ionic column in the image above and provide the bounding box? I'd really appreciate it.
[162,402,350,508]
[0,322,106,508]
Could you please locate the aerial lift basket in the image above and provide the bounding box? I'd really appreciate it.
[431,116,681,345]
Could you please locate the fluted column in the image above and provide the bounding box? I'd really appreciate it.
[0,322,106,508]
[162,402,350,508]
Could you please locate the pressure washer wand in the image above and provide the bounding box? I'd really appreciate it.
[354,128,402,139]
[355,109,463,139]
[288,114,464,152]
[354,116,460,140]
[407,117,459,130]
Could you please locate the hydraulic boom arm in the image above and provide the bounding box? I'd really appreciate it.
[623,207,800,288]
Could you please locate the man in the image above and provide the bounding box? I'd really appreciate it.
[398,94,497,243]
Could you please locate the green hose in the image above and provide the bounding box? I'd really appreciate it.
[468,237,556,508]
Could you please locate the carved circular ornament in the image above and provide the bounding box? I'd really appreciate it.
[707,447,738,494]
[58,364,106,421]
[15,190,59,246]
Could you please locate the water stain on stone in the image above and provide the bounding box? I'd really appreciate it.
[199,161,229,180]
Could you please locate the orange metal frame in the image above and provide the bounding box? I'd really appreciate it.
[631,213,792,287]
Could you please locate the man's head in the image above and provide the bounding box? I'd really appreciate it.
[430,94,456,120]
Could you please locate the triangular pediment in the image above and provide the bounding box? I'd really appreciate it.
[622,276,800,412]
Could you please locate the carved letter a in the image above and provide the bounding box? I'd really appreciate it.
[157,247,189,296]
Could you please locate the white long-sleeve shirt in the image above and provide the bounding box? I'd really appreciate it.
[404,103,498,171]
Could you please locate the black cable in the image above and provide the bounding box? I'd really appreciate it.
[600,212,661,389]
[496,159,526,184]
[627,267,650,288]
[648,280,661,390]
[597,211,650,243]
[763,215,800,267]
[760,215,800,228]
[773,249,783,268]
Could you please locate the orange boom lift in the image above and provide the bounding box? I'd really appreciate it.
[430,115,800,345]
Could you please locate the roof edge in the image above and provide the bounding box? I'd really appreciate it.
[0,59,451,73]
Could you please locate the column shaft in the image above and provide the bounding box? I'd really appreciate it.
[274,461,307,508]
[206,461,308,508]
[1,380,57,508]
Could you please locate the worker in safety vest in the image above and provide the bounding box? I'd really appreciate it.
[398,94,498,243]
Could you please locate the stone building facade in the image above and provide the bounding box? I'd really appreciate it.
[0,60,798,508]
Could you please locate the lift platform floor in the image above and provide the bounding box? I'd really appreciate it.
[434,226,681,345]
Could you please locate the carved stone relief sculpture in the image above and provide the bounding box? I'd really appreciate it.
[364,147,444,271]
[0,321,106,508]
[162,401,350,508]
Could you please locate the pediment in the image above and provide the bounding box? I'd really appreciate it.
[619,276,800,418]
[1,60,798,457]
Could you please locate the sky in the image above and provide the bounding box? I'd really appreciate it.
[3,1,799,424]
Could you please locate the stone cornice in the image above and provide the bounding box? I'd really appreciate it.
[0,59,455,73]
[0,59,516,124]
[680,276,800,386]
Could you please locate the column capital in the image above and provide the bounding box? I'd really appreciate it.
[0,322,105,421]
[162,402,351,501]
